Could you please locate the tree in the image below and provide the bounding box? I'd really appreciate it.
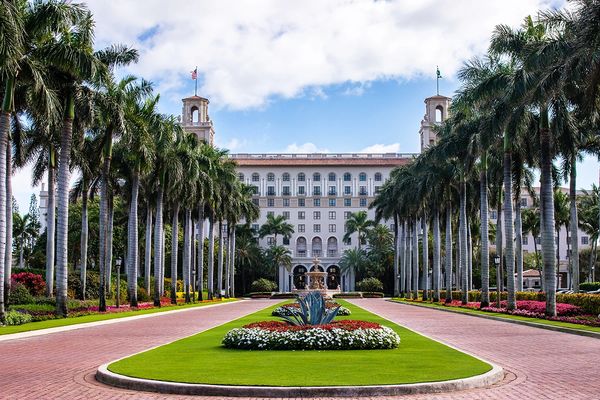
[258,214,294,246]
[343,211,375,250]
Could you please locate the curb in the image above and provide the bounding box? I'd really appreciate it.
[390,300,600,340]
[96,362,504,398]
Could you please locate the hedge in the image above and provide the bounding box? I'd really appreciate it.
[580,282,600,291]
[333,292,363,298]
[247,292,272,298]
[270,292,296,299]
[361,292,384,298]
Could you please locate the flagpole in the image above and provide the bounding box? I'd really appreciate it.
[194,65,198,96]
[436,66,439,95]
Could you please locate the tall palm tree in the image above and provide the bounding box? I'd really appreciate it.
[258,214,294,246]
[343,211,375,251]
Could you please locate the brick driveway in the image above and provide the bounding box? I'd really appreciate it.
[1,298,598,399]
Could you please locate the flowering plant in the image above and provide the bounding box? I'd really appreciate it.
[272,302,351,317]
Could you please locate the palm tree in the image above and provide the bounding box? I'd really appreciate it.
[339,248,368,290]
[343,211,375,250]
[258,214,294,246]
[265,245,292,289]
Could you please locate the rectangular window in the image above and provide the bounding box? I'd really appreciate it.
[252,198,259,206]
[252,224,259,232]
[344,198,351,207]
[298,211,305,220]
[267,198,274,207]
[535,236,541,245]
[313,186,321,196]
[267,237,275,245]
[298,224,305,233]
[283,237,290,245]
[344,211,351,219]
[329,211,336,219]
[582,236,589,245]
[251,185,259,195]
[267,186,275,196]
[359,186,368,196]
[344,186,351,195]
[328,186,336,196]
[314,211,321,220]
[329,198,336,207]
[297,186,305,195]
[522,236,528,245]
[490,210,497,220]
[314,198,321,207]
[314,224,321,233]
[329,224,336,233]
[520,197,528,207]
[375,186,381,194]
[282,211,290,219]
[343,237,351,245]
[359,198,367,207]
[282,186,290,196]
[283,198,290,207]
[298,198,305,207]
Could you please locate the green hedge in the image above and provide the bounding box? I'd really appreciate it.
[580,282,600,291]
[270,292,296,299]
[333,292,362,298]
[361,292,384,298]
[247,292,272,298]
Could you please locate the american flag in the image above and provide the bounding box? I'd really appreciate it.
[191,68,197,80]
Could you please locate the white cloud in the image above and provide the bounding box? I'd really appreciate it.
[85,0,562,110]
[216,137,248,152]
[360,143,401,153]
[284,142,330,153]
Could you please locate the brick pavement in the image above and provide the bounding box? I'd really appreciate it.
[1,298,598,399]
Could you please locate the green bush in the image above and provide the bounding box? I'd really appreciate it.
[250,278,277,292]
[68,271,101,300]
[137,287,150,302]
[4,310,32,326]
[333,292,363,298]
[270,292,296,299]
[9,283,34,305]
[356,278,384,293]
[248,292,272,298]
[580,282,600,291]
[362,292,384,298]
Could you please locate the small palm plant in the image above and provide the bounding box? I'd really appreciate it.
[279,292,340,326]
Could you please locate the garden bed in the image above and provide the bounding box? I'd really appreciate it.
[271,302,351,317]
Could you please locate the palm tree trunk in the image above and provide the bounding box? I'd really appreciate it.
[197,207,205,301]
[79,184,89,300]
[183,209,192,303]
[5,138,13,305]
[445,202,453,303]
[224,225,231,298]
[230,228,236,297]
[412,217,419,300]
[393,214,400,297]
[45,152,56,297]
[399,221,406,297]
[144,207,152,295]
[515,199,524,292]
[496,199,503,293]
[540,107,557,316]
[217,220,224,298]
[106,197,114,294]
[55,94,75,317]
[433,207,441,302]
[467,220,473,291]
[503,140,516,310]
[128,172,140,307]
[459,180,468,305]
[153,187,164,306]
[406,220,412,295]
[480,157,490,306]
[207,215,215,300]
[569,160,579,292]
[170,202,179,305]
[422,216,429,301]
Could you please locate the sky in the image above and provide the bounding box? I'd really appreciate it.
[14,0,600,213]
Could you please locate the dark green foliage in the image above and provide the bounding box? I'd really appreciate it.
[362,292,385,298]
[580,282,600,291]
[270,292,296,299]
[356,277,384,292]
[9,283,34,305]
[250,278,277,292]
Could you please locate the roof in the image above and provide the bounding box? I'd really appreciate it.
[522,269,541,277]
[425,94,451,101]
[230,153,417,167]
[182,95,209,102]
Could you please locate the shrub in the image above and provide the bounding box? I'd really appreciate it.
[9,283,34,305]
[4,310,32,326]
[68,271,101,300]
[137,287,150,302]
[250,278,277,293]
[362,292,385,298]
[333,292,362,298]
[163,278,184,293]
[356,278,384,292]
[11,272,46,296]
[248,292,272,298]
[270,292,296,299]
[580,282,600,291]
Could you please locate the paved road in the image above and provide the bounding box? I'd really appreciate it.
[1,298,598,399]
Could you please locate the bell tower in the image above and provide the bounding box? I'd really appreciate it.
[181,95,215,144]
[419,95,451,152]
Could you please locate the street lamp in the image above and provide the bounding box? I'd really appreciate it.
[115,258,122,308]
[494,256,501,308]
[192,269,196,303]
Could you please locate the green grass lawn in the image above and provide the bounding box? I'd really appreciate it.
[108,300,492,386]
[0,298,236,336]
[392,298,600,334]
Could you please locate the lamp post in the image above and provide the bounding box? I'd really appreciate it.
[494,256,501,308]
[192,268,196,303]
[115,258,122,308]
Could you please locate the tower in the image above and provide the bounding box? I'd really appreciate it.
[181,95,215,144]
[419,95,451,152]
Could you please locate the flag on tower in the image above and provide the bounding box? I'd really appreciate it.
[436,66,442,79]
[191,68,197,80]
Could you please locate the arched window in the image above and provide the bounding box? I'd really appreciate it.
[238,173,245,181]
[282,172,290,182]
[312,237,322,257]
[343,172,351,181]
[267,173,275,182]
[359,172,367,182]
[252,173,260,182]
[374,172,382,182]
[298,173,305,182]
[328,172,336,182]
[190,106,199,124]
[296,237,307,257]
[313,173,321,182]
[435,105,444,122]
[327,237,338,257]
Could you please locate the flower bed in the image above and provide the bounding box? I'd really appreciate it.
[272,302,351,317]
[222,320,400,350]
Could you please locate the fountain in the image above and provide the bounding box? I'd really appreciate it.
[305,257,328,291]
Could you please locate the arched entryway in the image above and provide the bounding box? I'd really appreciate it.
[293,265,307,289]
[327,265,340,290]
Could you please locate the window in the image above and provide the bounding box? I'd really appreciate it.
[252,173,260,182]
[313,211,321,220]
[251,185,259,195]
[490,210,497,220]
[267,186,275,196]
[282,186,290,196]
[359,172,367,181]
[359,186,367,196]
[267,198,274,207]
[328,172,336,182]
[282,172,290,182]
[298,186,305,195]
[435,105,443,122]
[329,198,336,207]
[374,172,382,182]
[298,211,305,220]
[313,186,321,196]
[298,173,305,182]
[238,173,245,181]
[329,211,336,219]
[282,211,290,219]
[374,186,381,194]
[283,198,290,207]
[313,198,321,207]
[252,198,259,206]
[298,198,305,207]
[582,236,589,245]
[328,186,336,196]
[267,237,276,245]
[343,172,351,182]
[522,236,528,245]
[267,211,274,217]
[298,224,305,233]
[313,173,321,181]
[314,224,321,233]
[329,224,336,233]
[359,198,367,207]
[343,237,351,245]
[390,224,395,231]
[344,198,351,207]
[344,211,351,219]
[520,197,528,207]
[283,237,290,245]
[267,173,275,182]
[535,236,541,245]
[252,224,259,232]
[344,186,351,195]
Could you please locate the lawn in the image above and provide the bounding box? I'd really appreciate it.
[392,298,600,334]
[0,298,236,336]
[108,300,492,386]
